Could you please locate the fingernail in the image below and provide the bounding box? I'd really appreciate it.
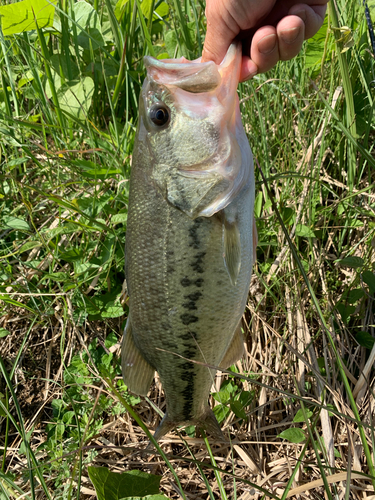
[280,27,301,44]
[257,34,277,55]
[242,69,258,82]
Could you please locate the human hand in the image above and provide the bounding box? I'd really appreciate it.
[201,0,328,81]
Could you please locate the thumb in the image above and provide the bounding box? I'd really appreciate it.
[202,25,233,63]
[202,4,238,63]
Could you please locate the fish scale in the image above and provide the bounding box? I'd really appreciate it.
[121,43,256,440]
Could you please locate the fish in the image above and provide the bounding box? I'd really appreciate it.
[121,42,256,441]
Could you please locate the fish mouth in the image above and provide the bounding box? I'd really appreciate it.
[144,42,241,96]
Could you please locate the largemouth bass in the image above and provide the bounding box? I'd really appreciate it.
[121,43,256,440]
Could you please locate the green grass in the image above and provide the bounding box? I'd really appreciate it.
[1,0,375,498]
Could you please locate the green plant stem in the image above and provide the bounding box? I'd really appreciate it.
[33,17,66,136]
[1,388,9,474]
[328,1,357,190]
[0,28,19,118]
[135,0,156,57]
[202,431,228,500]
[112,37,127,108]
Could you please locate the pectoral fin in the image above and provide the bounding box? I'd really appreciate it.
[219,322,245,369]
[223,207,241,286]
[121,319,155,396]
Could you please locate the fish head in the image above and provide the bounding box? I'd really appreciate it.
[138,43,253,217]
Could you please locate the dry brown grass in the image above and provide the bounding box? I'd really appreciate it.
[2,229,375,500]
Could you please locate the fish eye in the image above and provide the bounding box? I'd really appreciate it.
[149,103,170,127]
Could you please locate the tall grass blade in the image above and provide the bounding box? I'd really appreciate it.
[257,160,375,489]
[328,2,357,190]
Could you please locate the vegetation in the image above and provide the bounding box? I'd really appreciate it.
[0,0,375,498]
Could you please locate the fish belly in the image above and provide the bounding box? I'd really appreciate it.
[124,145,254,430]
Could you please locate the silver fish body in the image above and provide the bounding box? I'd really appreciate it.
[121,43,256,439]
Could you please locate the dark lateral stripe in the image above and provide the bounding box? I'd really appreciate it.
[180,313,198,325]
[180,340,198,420]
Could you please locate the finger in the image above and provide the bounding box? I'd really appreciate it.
[277,15,305,61]
[250,25,280,75]
[201,0,238,64]
[289,3,328,39]
[239,56,258,82]
[202,25,236,64]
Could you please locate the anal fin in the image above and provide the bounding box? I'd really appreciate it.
[219,322,245,369]
[121,318,155,396]
[196,406,227,442]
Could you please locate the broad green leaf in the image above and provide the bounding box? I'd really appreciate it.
[72,1,104,50]
[344,288,364,304]
[295,224,315,238]
[336,303,356,323]
[356,331,375,349]
[112,213,127,225]
[362,271,375,294]
[101,301,124,318]
[157,52,169,60]
[305,15,334,76]
[140,0,168,18]
[293,409,313,423]
[0,328,10,338]
[100,235,115,265]
[58,78,95,120]
[19,70,42,88]
[2,216,30,231]
[230,400,247,420]
[59,248,83,262]
[213,403,230,424]
[18,429,33,455]
[7,157,28,167]
[183,425,196,437]
[1,240,42,259]
[17,241,42,253]
[88,467,161,500]
[86,292,124,319]
[336,256,364,269]
[45,71,62,100]
[104,331,118,348]
[44,222,79,241]
[0,0,56,36]
[281,207,295,226]
[278,428,306,443]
